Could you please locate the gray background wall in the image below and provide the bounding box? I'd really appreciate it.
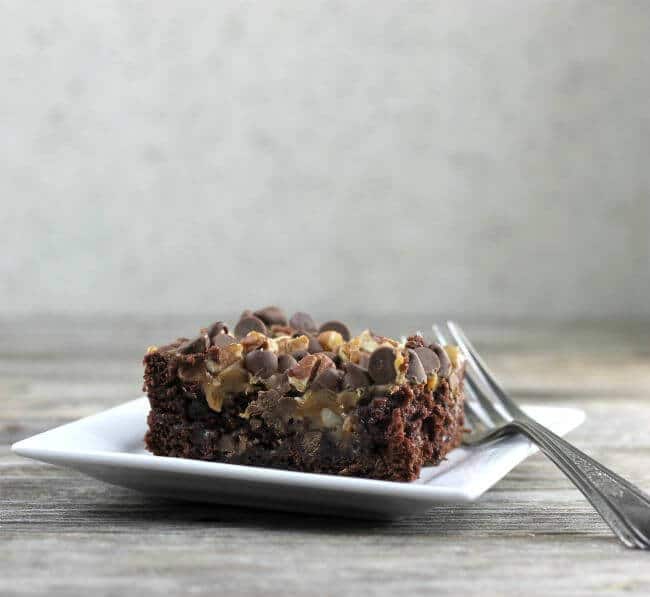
[2,1,649,321]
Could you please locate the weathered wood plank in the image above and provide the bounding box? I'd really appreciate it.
[2,317,650,596]
[1,529,649,597]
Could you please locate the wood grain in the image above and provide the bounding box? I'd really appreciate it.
[2,316,650,596]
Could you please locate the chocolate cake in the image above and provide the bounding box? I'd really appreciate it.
[143,307,466,481]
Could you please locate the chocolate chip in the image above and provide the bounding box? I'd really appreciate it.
[244,349,278,378]
[292,350,309,361]
[368,346,397,384]
[406,349,426,383]
[414,346,440,375]
[206,321,229,339]
[234,316,267,338]
[307,335,323,354]
[343,362,371,390]
[277,353,298,373]
[429,343,451,377]
[311,368,343,392]
[253,306,287,326]
[178,335,208,354]
[289,311,317,333]
[318,320,351,341]
[212,334,237,348]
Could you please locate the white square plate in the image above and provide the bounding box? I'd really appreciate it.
[12,398,584,518]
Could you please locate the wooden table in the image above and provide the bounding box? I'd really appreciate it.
[2,316,649,596]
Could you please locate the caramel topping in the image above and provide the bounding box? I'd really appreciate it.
[298,389,342,419]
[204,364,251,412]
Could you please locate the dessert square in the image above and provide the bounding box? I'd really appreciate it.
[143,307,465,481]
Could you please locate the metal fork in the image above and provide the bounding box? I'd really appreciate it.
[433,321,650,550]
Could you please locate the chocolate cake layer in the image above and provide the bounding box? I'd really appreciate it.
[143,308,465,482]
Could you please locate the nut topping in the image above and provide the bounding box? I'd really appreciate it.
[287,354,320,392]
[151,309,464,428]
[317,330,344,353]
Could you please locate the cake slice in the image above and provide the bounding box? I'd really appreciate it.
[143,307,465,482]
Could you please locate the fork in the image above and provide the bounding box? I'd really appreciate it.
[433,321,650,550]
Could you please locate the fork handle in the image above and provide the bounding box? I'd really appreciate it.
[505,419,650,548]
